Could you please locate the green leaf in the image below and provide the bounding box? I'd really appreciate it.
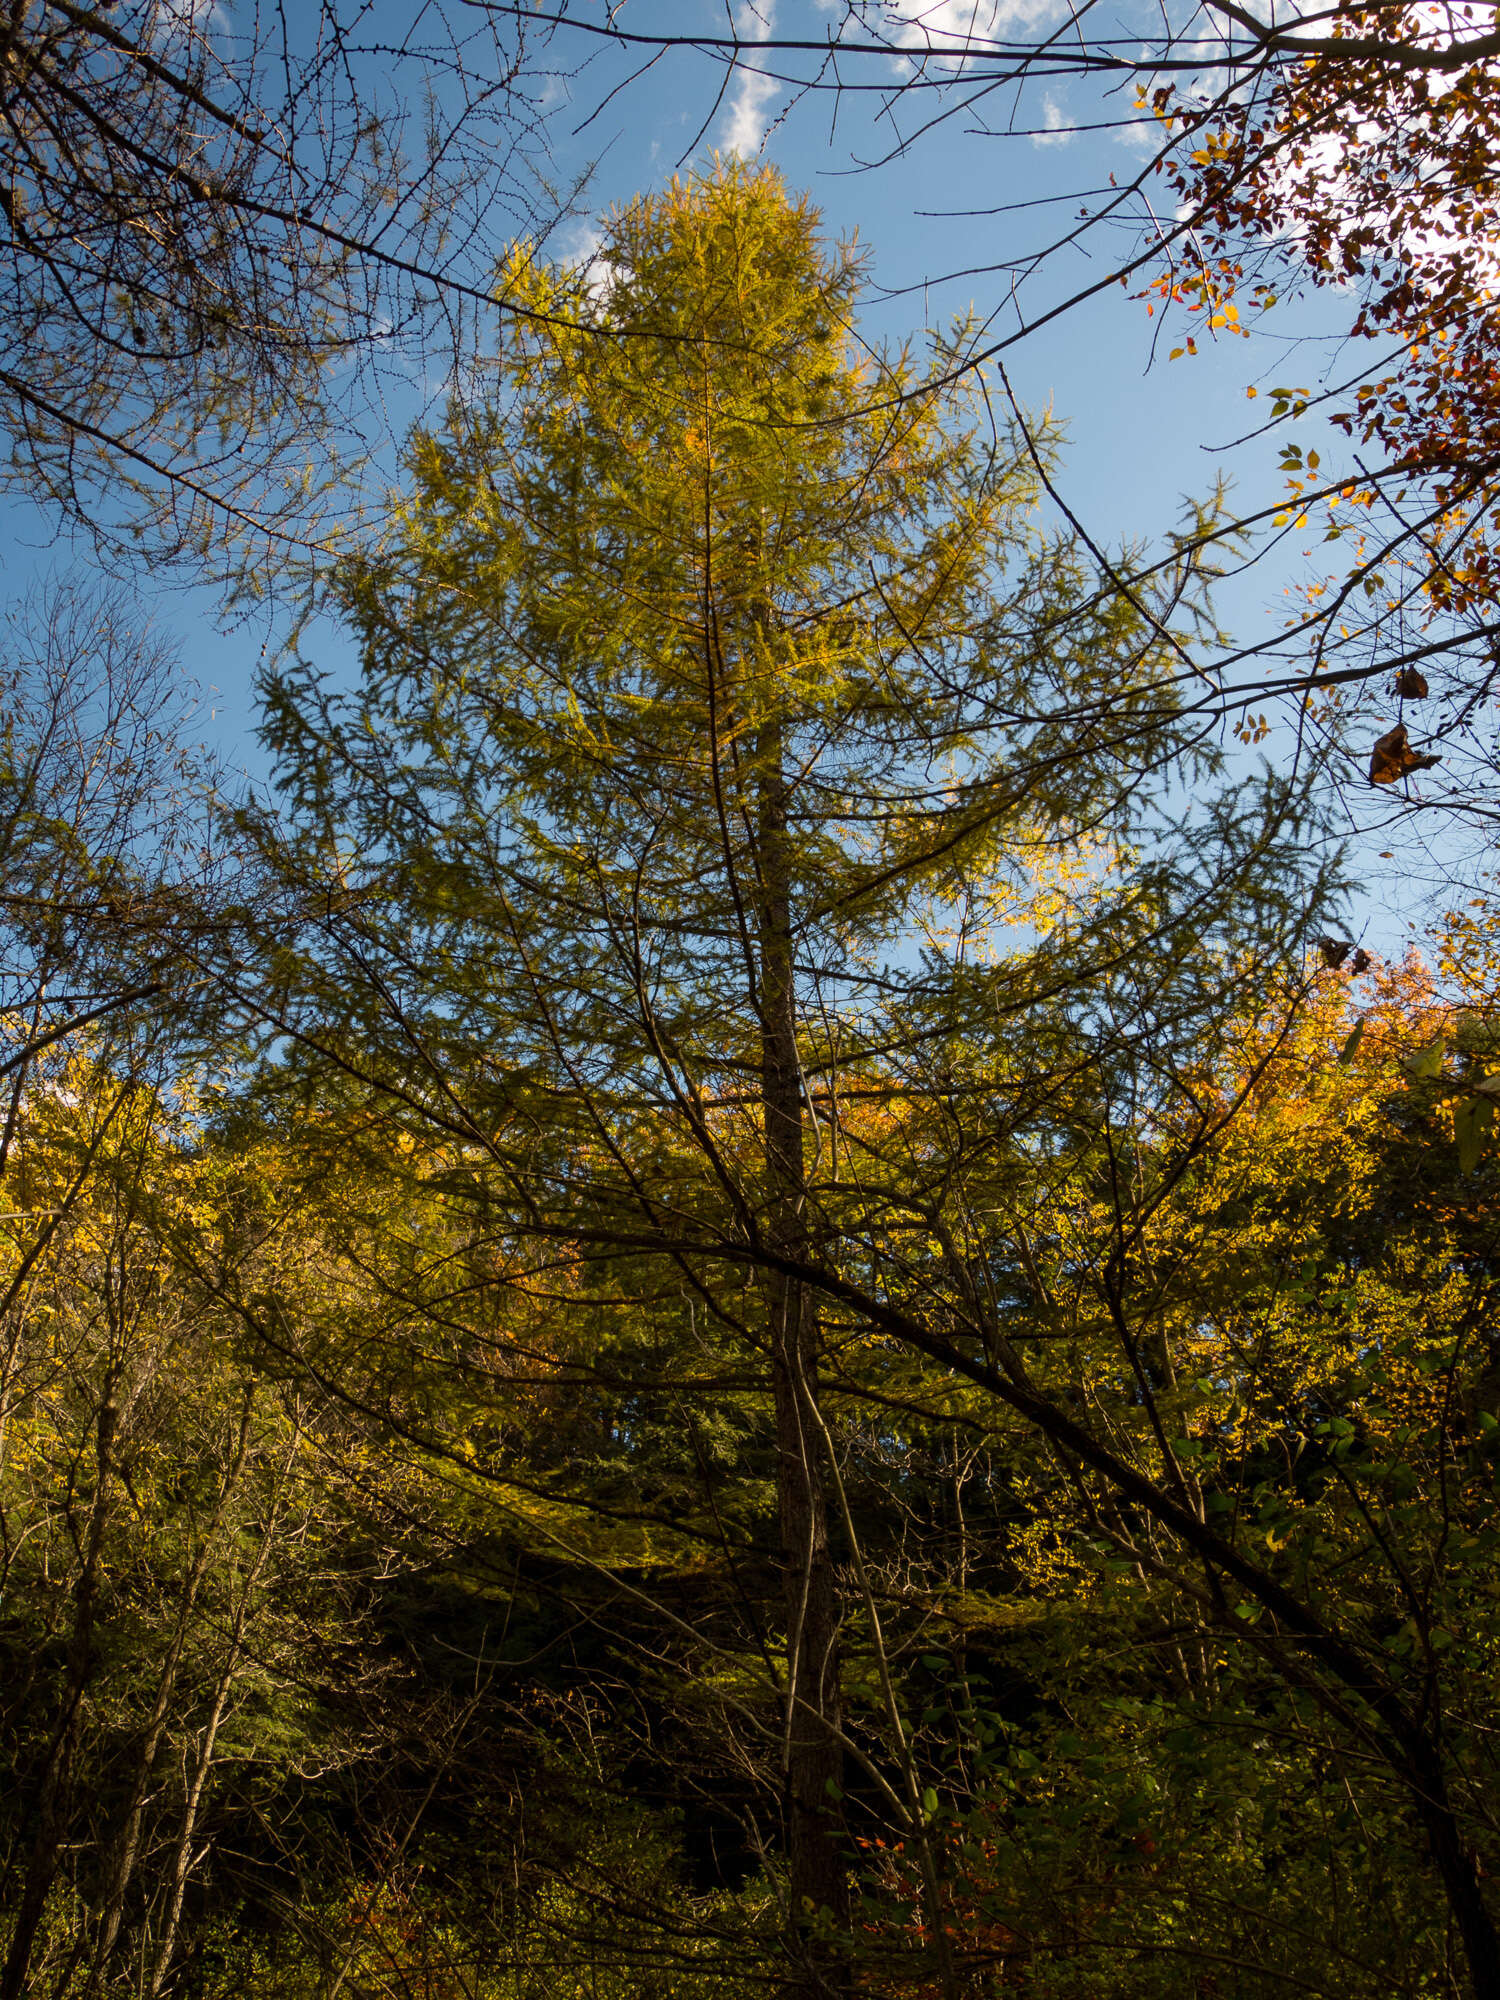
[1454,1093,1494,1173]
[1405,1040,1445,1081]
[1338,1020,1365,1066]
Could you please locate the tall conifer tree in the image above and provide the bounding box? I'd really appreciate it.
[255,164,1322,1993]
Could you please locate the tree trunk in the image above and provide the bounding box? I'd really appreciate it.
[757,718,848,1995]
[84,1388,254,1993]
[1404,1733,1500,2000]
[146,1444,287,2000]
[0,1391,116,2000]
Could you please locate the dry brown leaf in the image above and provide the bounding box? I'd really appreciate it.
[1370,722,1442,785]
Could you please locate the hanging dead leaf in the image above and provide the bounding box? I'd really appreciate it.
[1318,937,1353,968]
[1370,723,1442,784]
[1393,667,1429,699]
[1351,948,1372,974]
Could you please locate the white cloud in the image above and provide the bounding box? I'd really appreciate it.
[1033,95,1073,146]
[145,0,225,41]
[554,222,617,303]
[723,1,781,156]
[862,0,1066,63]
[558,222,604,269]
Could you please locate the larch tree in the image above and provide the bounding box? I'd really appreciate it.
[509,4,1500,832]
[246,163,1326,1995]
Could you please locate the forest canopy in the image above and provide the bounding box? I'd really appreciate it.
[1,94,1499,2000]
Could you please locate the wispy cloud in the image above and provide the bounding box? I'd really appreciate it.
[1033,94,1073,146]
[723,1,780,156]
[863,0,1066,63]
[145,0,226,42]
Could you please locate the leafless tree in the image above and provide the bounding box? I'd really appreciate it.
[0,1,570,576]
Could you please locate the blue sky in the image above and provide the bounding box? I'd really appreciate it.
[565,0,1471,947]
[0,0,1458,950]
